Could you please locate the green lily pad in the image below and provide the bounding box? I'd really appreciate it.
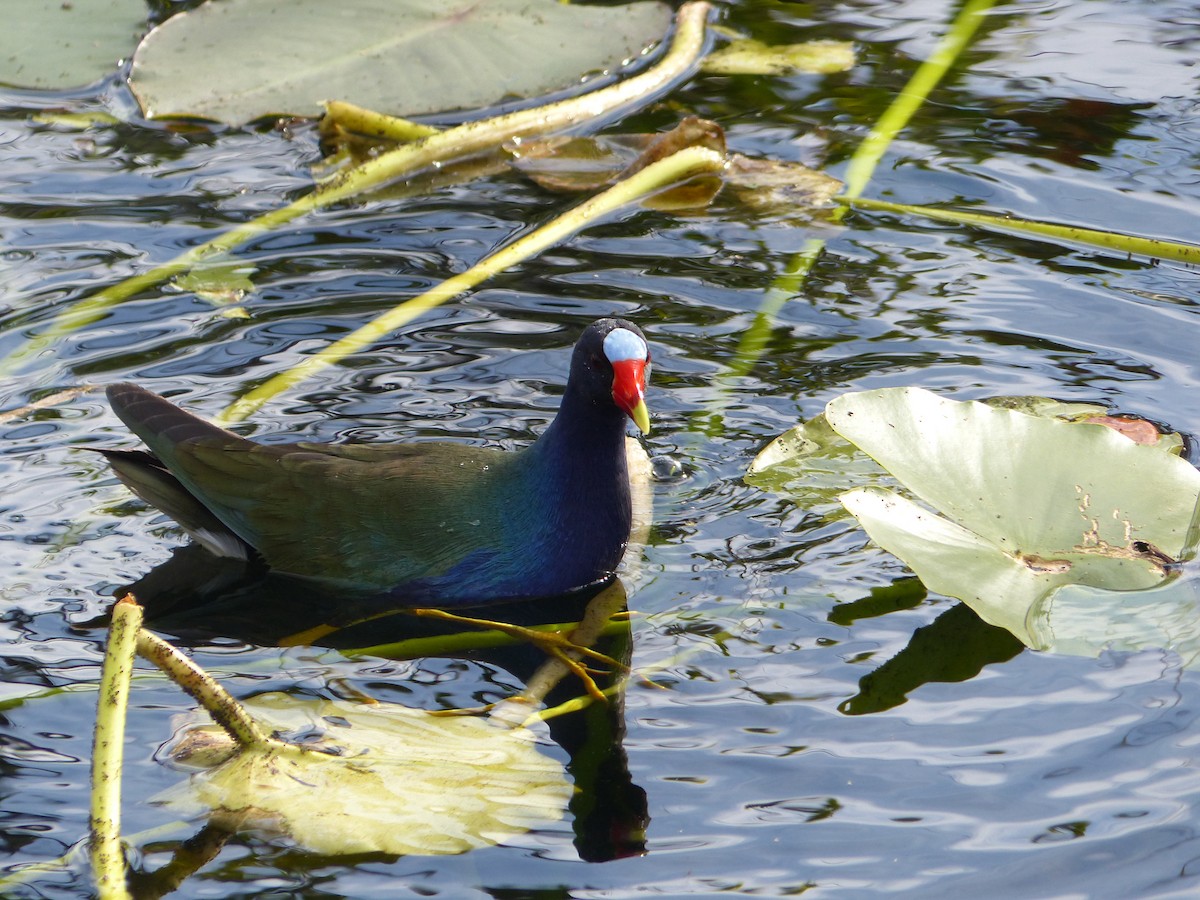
[129,0,673,124]
[157,692,571,856]
[824,388,1200,657]
[0,0,146,89]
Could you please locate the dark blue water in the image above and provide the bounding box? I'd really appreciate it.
[3,0,1200,896]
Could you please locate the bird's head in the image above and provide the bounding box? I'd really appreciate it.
[572,318,651,434]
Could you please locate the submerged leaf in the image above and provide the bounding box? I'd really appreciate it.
[511,117,726,209]
[702,38,855,76]
[724,153,843,219]
[129,0,673,124]
[1032,574,1200,666]
[512,116,840,218]
[157,693,570,856]
[174,262,257,305]
[745,412,892,519]
[0,0,146,89]
[840,485,1171,645]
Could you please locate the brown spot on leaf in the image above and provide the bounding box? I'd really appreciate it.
[1083,415,1160,445]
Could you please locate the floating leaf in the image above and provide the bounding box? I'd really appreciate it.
[31,110,123,129]
[822,388,1200,656]
[0,0,146,89]
[157,693,571,856]
[748,394,1178,516]
[702,38,855,76]
[129,0,673,124]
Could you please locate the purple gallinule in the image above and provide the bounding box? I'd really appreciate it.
[100,318,652,606]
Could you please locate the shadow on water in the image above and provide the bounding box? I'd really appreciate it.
[834,579,1026,716]
[92,547,649,868]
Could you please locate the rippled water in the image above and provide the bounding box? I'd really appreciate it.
[3,0,1200,896]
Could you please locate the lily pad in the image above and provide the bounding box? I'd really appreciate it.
[824,388,1200,657]
[129,0,673,124]
[157,692,571,856]
[747,394,1181,518]
[0,0,146,89]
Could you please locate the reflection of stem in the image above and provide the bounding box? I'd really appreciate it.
[219,144,726,423]
[90,595,141,900]
[135,629,272,749]
[344,615,631,659]
[2,1,711,377]
[126,823,234,900]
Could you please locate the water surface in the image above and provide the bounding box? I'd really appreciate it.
[2,0,1200,896]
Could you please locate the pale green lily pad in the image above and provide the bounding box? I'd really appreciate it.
[156,693,571,856]
[826,388,1199,559]
[129,0,673,124]
[702,38,856,76]
[748,393,1183,518]
[826,388,1200,658]
[0,0,146,89]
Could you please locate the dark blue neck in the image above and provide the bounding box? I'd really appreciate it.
[522,383,633,577]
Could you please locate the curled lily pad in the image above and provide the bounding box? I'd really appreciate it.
[823,388,1200,658]
[747,393,1180,517]
[157,693,570,856]
[825,388,1199,562]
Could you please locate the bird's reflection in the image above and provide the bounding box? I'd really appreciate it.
[115,545,649,867]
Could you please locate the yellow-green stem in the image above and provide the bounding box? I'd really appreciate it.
[136,629,274,748]
[2,1,711,376]
[706,0,998,425]
[322,100,442,142]
[219,145,727,422]
[842,196,1200,265]
[90,596,141,900]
